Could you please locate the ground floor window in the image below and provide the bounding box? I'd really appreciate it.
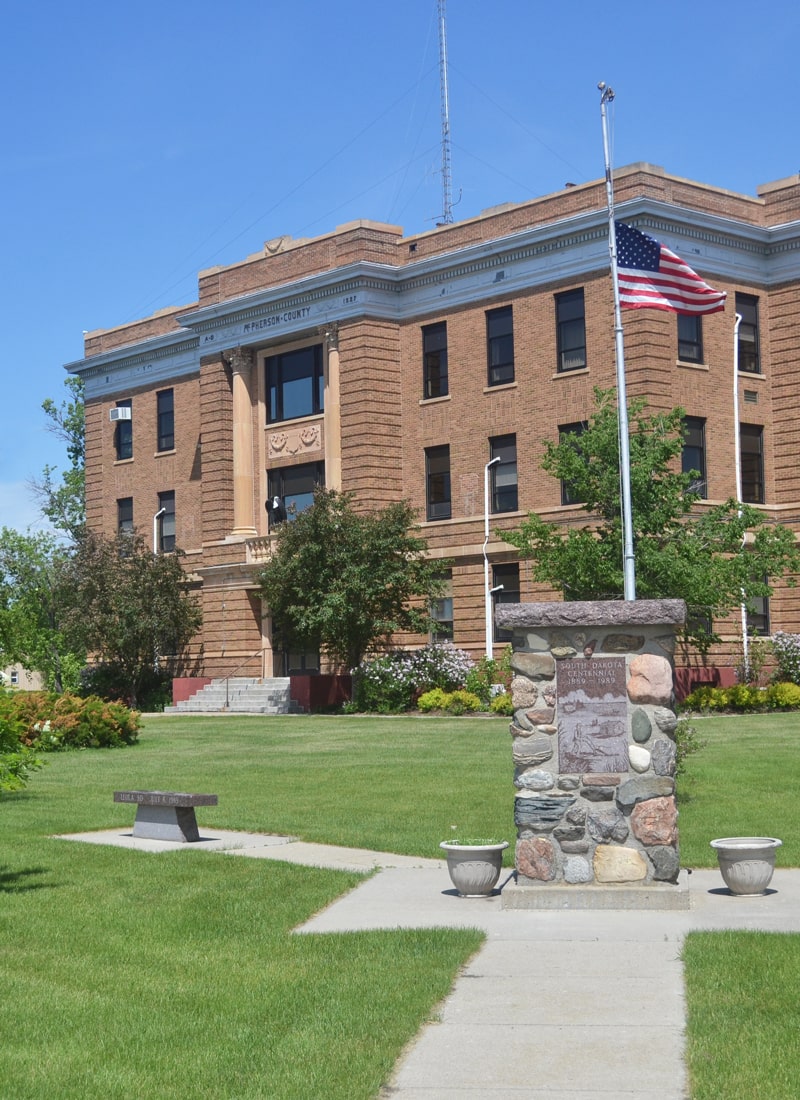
[429,571,454,641]
[493,562,520,642]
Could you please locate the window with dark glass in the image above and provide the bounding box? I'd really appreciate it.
[490,435,518,513]
[740,424,764,504]
[486,306,514,386]
[157,389,174,452]
[158,491,176,553]
[429,571,454,641]
[423,322,448,399]
[678,314,703,363]
[266,344,324,423]
[736,294,760,374]
[558,422,587,505]
[493,562,520,642]
[747,588,770,636]
[267,461,325,528]
[117,497,133,536]
[425,445,451,520]
[682,417,707,498]
[556,289,586,372]
[114,399,132,461]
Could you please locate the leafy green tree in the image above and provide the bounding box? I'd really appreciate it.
[257,488,447,669]
[0,528,82,692]
[61,533,202,706]
[503,388,800,652]
[33,375,85,540]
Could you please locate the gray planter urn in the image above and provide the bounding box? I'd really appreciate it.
[440,841,509,897]
[710,837,782,896]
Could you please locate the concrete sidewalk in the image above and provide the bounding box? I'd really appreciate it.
[57,829,800,1099]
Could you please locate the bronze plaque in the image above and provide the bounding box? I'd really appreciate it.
[557,658,628,774]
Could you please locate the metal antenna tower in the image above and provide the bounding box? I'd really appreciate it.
[437,0,454,225]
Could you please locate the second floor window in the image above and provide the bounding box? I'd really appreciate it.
[426,445,451,520]
[487,306,514,386]
[678,315,703,363]
[556,289,586,372]
[114,399,132,461]
[423,322,448,399]
[490,434,518,513]
[736,294,760,374]
[740,424,764,504]
[558,422,587,505]
[682,417,707,498]
[158,491,176,552]
[157,389,174,452]
[266,344,324,423]
[267,461,325,528]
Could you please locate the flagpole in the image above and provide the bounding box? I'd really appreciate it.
[599,82,636,600]
[732,312,750,679]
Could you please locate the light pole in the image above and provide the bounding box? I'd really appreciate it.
[484,457,501,659]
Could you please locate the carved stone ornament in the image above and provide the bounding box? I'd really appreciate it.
[268,423,322,458]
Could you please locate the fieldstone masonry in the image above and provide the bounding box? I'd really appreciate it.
[495,599,686,900]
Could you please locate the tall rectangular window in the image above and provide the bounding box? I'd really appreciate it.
[678,314,703,363]
[490,434,518,513]
[736,294,760,374]
[556,289,586,372]
[117,497,133,535]
[425,445,451,520]
[486,306,514,386]
[747,589,770,636]
[266,344,324,423]
[158,491,176,552]
[422,322,448,399]
[682,417,707,498]
[267,461,325,528]
[558,422,587,505]
[740,424,764,504]
[157,389,174,452]
[429,571,454,642]
[493,562,520,642]
[114,399,132,461]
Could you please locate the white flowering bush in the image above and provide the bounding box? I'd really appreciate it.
[771,632,800,685]
[352,643,475,713]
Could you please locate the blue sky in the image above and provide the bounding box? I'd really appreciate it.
[3,0,798,532]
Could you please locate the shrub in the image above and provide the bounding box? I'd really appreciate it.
[352,644,475,713]
[443,690,482,715]
[674,719,707,777]
[464,647,512,705]
[681,682,800,714]
[489,691,514,716]
[417,688,449,713]
[766,681,800,709]
[771,632,800,686]
[0,690,140,750]
[80,663,173,711]
[0,690,44,792]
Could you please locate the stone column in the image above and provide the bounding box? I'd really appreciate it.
[224,347,257,537]
[323,325,342,491]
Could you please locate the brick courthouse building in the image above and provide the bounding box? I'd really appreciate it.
[67,163,800,693]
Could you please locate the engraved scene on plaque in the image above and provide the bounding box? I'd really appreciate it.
[557,657,628,773]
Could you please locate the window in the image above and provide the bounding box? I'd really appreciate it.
[490,435,518,513]
[114,399,132,460]
[267,461,325,528]
[740,424,764,504]
[157,389,174,451]
[747,591,770,636]
[558,422,587,505]
[425,445,451,520]
[493,562,520,642]
[117,497,133,535]
[266,344,324,423]
[10,670,19,686]
[486,306,514,386]
[556,289,586,372]
[678,315,703,364]
[429,571,453,641]
[423,322,448,399]
[158,491,176,552]
[682,417,707,498]
[736,294,760,374]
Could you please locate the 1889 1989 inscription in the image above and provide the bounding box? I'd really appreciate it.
[557,657,628,773]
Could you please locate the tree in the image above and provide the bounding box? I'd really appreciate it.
[502,388,800,652]
[257,488,447,669]
[0,528,82,692]
[32,375,85,540]
[61,533,202,706]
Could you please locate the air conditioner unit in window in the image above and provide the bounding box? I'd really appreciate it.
[109,407,132,422]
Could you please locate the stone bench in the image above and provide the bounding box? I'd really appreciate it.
[114,790,218,843]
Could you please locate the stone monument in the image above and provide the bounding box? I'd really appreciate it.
[495,599,689,910]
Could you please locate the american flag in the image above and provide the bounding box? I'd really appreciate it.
[615,221,727,315]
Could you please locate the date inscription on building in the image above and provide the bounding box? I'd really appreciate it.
[557,657,628,774]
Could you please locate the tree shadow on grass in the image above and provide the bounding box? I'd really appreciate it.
[0,866,53,893]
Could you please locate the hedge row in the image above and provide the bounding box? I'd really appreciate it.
[682,682,800,713]
[0,690,140,751]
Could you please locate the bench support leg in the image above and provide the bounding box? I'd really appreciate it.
[131,805,201,842]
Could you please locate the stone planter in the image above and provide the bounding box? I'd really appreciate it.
[710,837,782,896]
[440,841,509,897]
